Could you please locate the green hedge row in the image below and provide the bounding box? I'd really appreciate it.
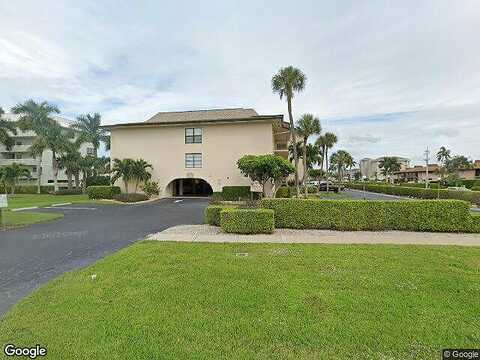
[204,205,228,226]
[213,186,261,201]
[261,198,479,233]
[54,189,83,195]
[2,185,54,194]
[220,208,275,234]
[275,185,317,198]
[86,186,121,199]
[348,183,480,205]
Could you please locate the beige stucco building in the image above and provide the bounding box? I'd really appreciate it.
[107,108,294,197]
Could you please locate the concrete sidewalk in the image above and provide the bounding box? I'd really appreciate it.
[148,225,480,246]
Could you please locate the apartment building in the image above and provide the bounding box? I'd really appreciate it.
[0,114,93,187]
[359,156,410,180]
[107,108,296,197]
[394,164,441,183]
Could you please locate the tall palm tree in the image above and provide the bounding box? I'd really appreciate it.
[296,114,321,198]
[315,135,327,173]
[4,163,31,194]
[436,146,451,166]
[0,107,17,150]
[111,158,136,194]
[322,132,337,191]
[330,150,354,181]
[378,157,401,183]
[71,113,109,158]
[58,141,82,190]
[272,66,307,197]
[11,100,60,193]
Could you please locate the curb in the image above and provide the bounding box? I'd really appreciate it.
[11,206,39,212]
[50,202,72,207]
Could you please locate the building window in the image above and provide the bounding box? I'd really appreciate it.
[32,166,37,172]
[185,153,202,168]
[185,128,202,144]
[86,148,94,155]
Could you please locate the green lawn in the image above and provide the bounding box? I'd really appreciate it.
[1,210,63,228]
[1,242,478,359]
[5,194,93,209]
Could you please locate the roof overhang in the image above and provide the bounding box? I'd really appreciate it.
[102,115,284,130]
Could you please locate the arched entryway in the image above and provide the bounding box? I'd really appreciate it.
[168,178,213,197]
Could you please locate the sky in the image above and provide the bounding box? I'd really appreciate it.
[0,0,479,164]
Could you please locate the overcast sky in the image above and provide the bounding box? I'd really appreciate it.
[0,0,479,164]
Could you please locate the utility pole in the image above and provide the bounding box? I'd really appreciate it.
[424,147,430,189]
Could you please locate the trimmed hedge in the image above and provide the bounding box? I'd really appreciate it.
[86,175,111,187]
[86,186,121,199]
[261,198,479,233]
[113,193,149,203]
[220,208,275,234]
[471,186,480,192]
[204,205,235,226]
[275,186,291,198]
[348,183,480,205]
[4,185,54,194]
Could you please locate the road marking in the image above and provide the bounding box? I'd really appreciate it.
[174,200,183,203]
[45,206,97,210]
[11,207,39,212]
[50,202,72,207]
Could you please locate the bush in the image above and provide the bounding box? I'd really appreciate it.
[348,183,480,206]
[211,192,223,201]
[113,193,149,203]
[204,205,234,226]
[141,181,160,198]
[86,175,111,187]
[86,186,121,199]
[54,189,83,195]
[458,180,480,189]
[401,182,442,189]
[261,198,479,233]
[471,186,480,192]
[220,208,275,234]
[275,186,291,198]
[221,186,252,201]
[6,185,54,194]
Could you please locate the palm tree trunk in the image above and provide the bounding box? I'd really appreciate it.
[123,180,129,194]
[11,179,15,195]
[303,138,308,198]
[82,171,87,193]
[52,151,59,192]
[94,146,98,159]
[37,159,42,194]
[67,171,73,190]
[287,96,299,197]
[325,148,329,192]
[74,172,80,189]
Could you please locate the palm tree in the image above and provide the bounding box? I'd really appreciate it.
[11,100,60,193]
[0,167,7,193]
[378,157,401,183]
[315,135,327,173]
[436,146,451,165]
[329,150,354,181]
[0,107,17,150]
[58,141,82,190]
[71,113,109,158]
[296,114,321,197]
[272,66,307,197]
[4,163,31,194]
[111,158,136,194]
[322,132,337,191]
[132,159,153,193]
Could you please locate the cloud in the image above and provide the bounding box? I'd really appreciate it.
[0,0,479,164]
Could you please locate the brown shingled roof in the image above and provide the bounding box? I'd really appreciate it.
[145,108,258,124]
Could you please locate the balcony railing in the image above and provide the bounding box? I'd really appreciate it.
[0,158,38,166]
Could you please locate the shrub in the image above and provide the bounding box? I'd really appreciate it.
[8,185,54,194]
[211,192,223,201]
[204,205,233,226]
[221,186,251,200]
[275,186,291,198]
[54,189,83,195]
[86,186,121,199]
[220,208,275,234]
[113,193,149,203]
[348,183,480,206]
[471,186,480,192]
[86,175,111,187]
[141,181,160,198]
[261,198,478,233]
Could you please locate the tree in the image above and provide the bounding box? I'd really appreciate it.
[321,132,337,191]
[111,158,136,194]
[131,159,153,193]
[378,157,401,182]
[237,154,294,197]
[58,141,82,190]
[0,167,7,193]
[296,114,321,198]
[4,163,31,194]
[444,155,472,176]
[0,107,17,150]
[12,100,60,193]
[436,146,451,164]
[329,150,354,181]
[71,113,109,158]
[272,66,306,197]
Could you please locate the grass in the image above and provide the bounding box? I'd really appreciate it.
[1,210,63,228]
[5,194,93,210]
[1,242,479,359]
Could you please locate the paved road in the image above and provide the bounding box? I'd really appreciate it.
[343,189,411,200]
[0,198,209,316]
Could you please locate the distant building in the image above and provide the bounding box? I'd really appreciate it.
[394,164,441,183]
[0,113,93,188]
[359,157,410,180]
[457,160,480,180]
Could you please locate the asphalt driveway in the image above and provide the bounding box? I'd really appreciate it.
[0,198,209,316]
